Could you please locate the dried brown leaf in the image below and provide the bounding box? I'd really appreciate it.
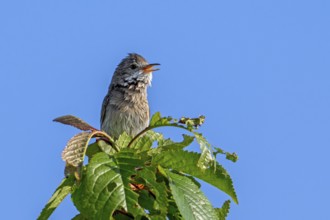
[62,132,92,167]
[53,115,97,131]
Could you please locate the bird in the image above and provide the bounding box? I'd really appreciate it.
[100,53,160,139]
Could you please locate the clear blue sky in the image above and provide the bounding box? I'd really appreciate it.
[1,1,329,219]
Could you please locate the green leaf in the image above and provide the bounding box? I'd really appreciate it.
[96,139,116,155]
[165,170,218,220]
[72,151,146,219]
[128,113,205,149]
[37,176,75,220]
[115,132,132,148]
[149,112,172,127]
[136,166,168,218]
[214,147,238,163]
[134,113,215,171]
[193,132,214,170]
[226,152,238,163]
[157,137,174,146]
[85,142,101,159]
[149,112,162,126]
[130,130,163,152]
[167,197,183,220]
[71,214,88,220]
[178,115,205,131]
[215,200,231,220]
[153,150,238,204]
[149,112,205,131]
[153,134,194,153]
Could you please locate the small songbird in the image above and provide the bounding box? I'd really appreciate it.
[101,53,160,139]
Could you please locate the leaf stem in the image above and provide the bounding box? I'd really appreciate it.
[92,130,120,152]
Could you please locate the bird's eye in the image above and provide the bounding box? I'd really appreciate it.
[130,64,138,70]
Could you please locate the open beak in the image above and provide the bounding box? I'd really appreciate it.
[142,63,160,74]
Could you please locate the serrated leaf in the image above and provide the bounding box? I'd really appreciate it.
[136,166,168,218]
[215,200,231,220]
[37,177,75,220]
[153,150,238,204]
[53,115,97,131]
[193,132,214,170]
[149,112,162,126]
[149,112,172,127]
[72,151,147,219]
[154,134,194,153]
[130,130,163,152]
[129,113,203,148]
[158,137,174,146]
[115,132,132,148]
[165,170,218,220]
[182,174,202,189]
[133,113,214,170]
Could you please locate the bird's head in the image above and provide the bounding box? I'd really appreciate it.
[112,53,160,88]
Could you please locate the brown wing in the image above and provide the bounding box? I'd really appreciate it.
[100,92,110,127]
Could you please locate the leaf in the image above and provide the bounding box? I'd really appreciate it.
[154,134,194,153]
[135,166,168,218]
[62,132,92,167]
[96,139,117,155]
[129,113,215,170]
[85,142,102,159]
[193,132,214,170]
[53,115,97,131]
[115,132,132,148]
[149,112,162,126]
[158,137,174,146]
[37,177,75,220]
[62,131,119,179]
[72,151,147,219]
[215,200,231,220]
[153,150,238,204]
[71,214,88,220]
[167,197,183,220]
[149,112,174,127]
[226,152,238,163]
[178,115,205,130]
[129,114,215,169]
[214,147,238,163]
[165,170,218,220]
[130,131,163,152]
[149,112,205,131]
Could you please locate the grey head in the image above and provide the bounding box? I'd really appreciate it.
[101,53,160,139]
[110,53,160,89]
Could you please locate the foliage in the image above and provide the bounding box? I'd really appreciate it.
[38,112,238,220]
